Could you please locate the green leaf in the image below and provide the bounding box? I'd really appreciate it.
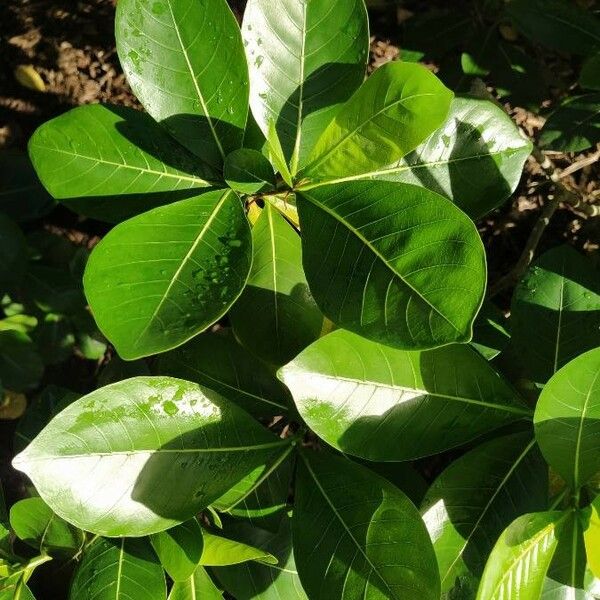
[421,432,548,596]
[0,215,27,293]
[539,94,600,153]
[296,181,486,349]
[116,0,248,169]
[511,245,600,385]
[98,356,150,387]
[534,347,600,490]
[84,190,252,360]
[9,497,84,554]
[24,266,84,315]
[200,529,277,566]
[471,301,511,361]
[69,537,166,600]
[12,376,291,536]
[293,449,440,600]
[299,61,453,183]
[476,511,568,600]
[28,104,216,222]
[373,97,532,219]
[33,314,75,365]
[168,567,223,600]
[507,0,600,56]
[583,497,600,579]
[158,330,291,416]
[243,0,369,173]
[229,202,323,366]
[580,54,600,91]
[151,518,203,582]
[0,576,36,600]
[0,331,43,392]
[223,149,274,195]
[280,330,529,461]
[213,517,307,600]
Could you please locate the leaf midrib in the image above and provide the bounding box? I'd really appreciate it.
[573,368,600,487]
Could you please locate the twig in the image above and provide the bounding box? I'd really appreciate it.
[558,147,600,179]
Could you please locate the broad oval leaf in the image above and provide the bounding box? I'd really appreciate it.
[539,94,600,153]
[28,104,216,222]
[168,566,223,600]
[229,202,323,366]
[69,537,166,600]
[299,61,453,182]
[243,0,369,173]
[293,449,440,600]
[534,347,600,490]
[279,330,530,460]
[200,529,277,566]
[297,180,486,349]
[0,214,27,293]
[84,190,252,360]
[9,497,84,554]
[12,376,291,536]
[421,432,548,597]
[151,518,203,582]
[116,0,248,168]
[511,245,600,385]
[374,97,532,219]
[476,511,568,600]
[224,149,274,195]
[158,330,291,416]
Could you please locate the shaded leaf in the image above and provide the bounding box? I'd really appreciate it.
[200,529,277,566]
[224,149,274,195]
[0,215,27,293]
[0,331,43,392]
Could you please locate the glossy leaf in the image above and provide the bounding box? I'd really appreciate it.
[168,567,223,600]
[0,215,27,292]
[471,301,510,361]
[296,180,486,349]
[421,432,548,596]
[159,330,291,416]
[476,511,568,600]
[280,329,529,460]
[507,0,600,56]
[539,94,600,152]
[28,104,215,222]
[9,498,83,554]
[243,0,369,173]
[0,576,36,600]
[299,61,453,182]
[84,190,252,360]
[116,0,248,168]
[584,497,600,579]
[69,537,166,600]
[293,449,440,600]
[229,202,323,365]
[214,517,307,600]
[534,347,600,490]
[200,529,277,566]
[224,149,274,195]
[12,376,291,536]
[511,245,600,384]
[374,97,532,219]
[151,518,203,582]
[0,331,43,392]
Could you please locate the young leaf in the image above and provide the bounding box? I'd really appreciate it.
[213,517,307,600]
[374,97,532,219]
[151,518,204,582]
[223,149,275,195]
[476,511,568,600]
[280,330,530,460]
[534,347,600,490]
[299,61,453,182]
[0,331,44,393]
[296,181,486,349]
[116,0,248,169]
[539,94,600,153]
[12,376,291,536]
[69,537,166,600]
[229,202,323,366]
[168,566,223,600]
[200,529,277,566]
[421,432,548,596]
[507,0,600,56]
[243,0,369,173]
[9,498,84,555]
[293,449,440,600]
[158,330,291,416]
[511,245,600,385]
[28,104,216,222]
[0,214,27,293]
[84,190,252,360]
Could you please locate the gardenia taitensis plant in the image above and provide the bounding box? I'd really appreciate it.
[4,0,599,598]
